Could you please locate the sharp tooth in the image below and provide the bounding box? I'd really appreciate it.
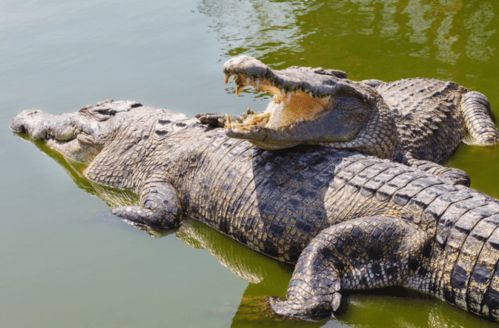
[225,114,232,127]
[236,74,245,86]
[287,91,292,102]
[224,73,230,85]
[255,79,260,89]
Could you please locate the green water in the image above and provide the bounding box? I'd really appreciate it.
[2,1,499,327]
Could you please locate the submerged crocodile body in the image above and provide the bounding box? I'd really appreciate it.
[199,56,499,185]
[11,100,499,322]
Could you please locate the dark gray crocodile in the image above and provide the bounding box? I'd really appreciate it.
[199,55,499,186]
[11,100,499,322]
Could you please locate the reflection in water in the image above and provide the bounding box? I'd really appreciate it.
[176,220,316,327]
[379,0,399,38]
[198,0,313,60]
[464,2,496,62]
[32,141,139,209]
[178,219,290,286]
[434,1,460,64]
[199,0,496,67]
[404,0,434,45]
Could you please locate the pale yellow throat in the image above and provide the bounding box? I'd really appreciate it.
[265,91,331,129]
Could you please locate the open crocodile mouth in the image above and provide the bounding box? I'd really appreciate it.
[223,55,347,133]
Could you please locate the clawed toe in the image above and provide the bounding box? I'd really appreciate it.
[195,113,226,127]
[112,206,148,225]
[268,296,336,320]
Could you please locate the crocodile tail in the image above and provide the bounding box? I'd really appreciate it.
[433,196,499,321]
[461,91,499,145]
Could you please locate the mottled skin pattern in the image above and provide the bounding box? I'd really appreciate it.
[200,56,499,186]
[11,101,499,322]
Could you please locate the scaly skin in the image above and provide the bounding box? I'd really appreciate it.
[199,56,499,186]
[11,100,499,322]
[375,78,499,163]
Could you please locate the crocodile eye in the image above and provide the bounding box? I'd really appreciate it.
[79,100,142,121]
[79,106,115,121]
[94,108,117,116]
[314,69,347,79]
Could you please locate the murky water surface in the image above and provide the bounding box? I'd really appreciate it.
[1,1,499,327]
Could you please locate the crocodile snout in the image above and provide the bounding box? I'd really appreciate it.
[10,109,63,141]
[11,109,42,135]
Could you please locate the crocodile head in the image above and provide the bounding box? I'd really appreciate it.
[223,55,396,157]
[10,100,186,165]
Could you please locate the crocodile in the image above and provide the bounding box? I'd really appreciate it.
[11,100,499,322]
[198,55,499,185]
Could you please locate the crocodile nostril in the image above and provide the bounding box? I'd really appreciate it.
[15,123,27,134]
[27,109,40,116]
[10,116,27,134]
[11,109,44,134]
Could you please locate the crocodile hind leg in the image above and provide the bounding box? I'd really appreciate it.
[112,181,182,229]
[269,216,430,320]
[407,159,470,186]
[461,91,499,145]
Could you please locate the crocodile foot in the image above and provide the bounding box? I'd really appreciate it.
[268,292,341,320]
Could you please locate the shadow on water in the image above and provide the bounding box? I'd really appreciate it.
[22,135,497,327]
